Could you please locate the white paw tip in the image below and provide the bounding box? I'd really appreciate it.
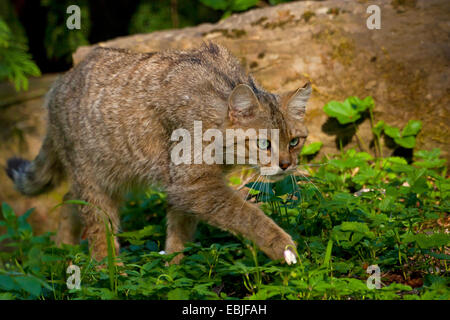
[159,250,167,255]
[284,249,297,265]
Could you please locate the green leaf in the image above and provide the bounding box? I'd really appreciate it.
[372,120,385,136]
[413,149,446,168]
[379,195,395,211]
[301,141,323,156]
[323,239,333,267]
[384,124,401,139]
[0,275,17,291]
[0,293,15,300]
[274,176,296,196]
[118,224,164,245]
[0,18,41,91]
[354,151,374,161]
[340,221,371,235]
[229,176,241,185]
[64,200,91,206]
[1,202,15,221]
[402,120,422,136]
[411,177,429,194]
[424,251,450,260]
[404,233,450,249]
[245,181,274,195]
[347,96,374,112]
[394,136,416,148]
[352,166,378,185]
[14,276,42,297]
[415,148,441,160]
[200,0,230,10]
[414,159,446,169]
[415,233,450,249]
[231,0,259,11]
[385,156,408,165]
[323,100,360,124]
[167,288,190,300]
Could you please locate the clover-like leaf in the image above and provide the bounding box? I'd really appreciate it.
[323,100,360,124]
[384,124,401,139]
[347,96,374,112]
[394,136,416,149]
[301,141,323,156]
[402,120,422,137]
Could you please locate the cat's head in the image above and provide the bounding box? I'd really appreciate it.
[227,81,311,181]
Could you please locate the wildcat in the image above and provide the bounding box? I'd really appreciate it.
[6,43,311,264]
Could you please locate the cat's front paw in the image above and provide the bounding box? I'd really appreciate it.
[284,249,297,265]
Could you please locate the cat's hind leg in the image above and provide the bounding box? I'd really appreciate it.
[165,207,198,264]
[70,181,121,262]
[55,191,83,246]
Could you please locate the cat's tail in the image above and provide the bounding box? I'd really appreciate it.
[6,136,63,196]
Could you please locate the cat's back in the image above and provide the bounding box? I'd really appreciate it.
[47,43,258,130]
[56,43,247,96]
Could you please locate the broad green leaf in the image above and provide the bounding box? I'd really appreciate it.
[340,221,370,234]
[1,202,15,221]
[274,176,296,195]
[383,124,401,139]
[301,141,323,156]
[415,233,450,249]
[394,136,416,148]
[352,167,378,185]
[355,151,374,161]
[323,100,360,124]
[0,275,17,291]
[411,177,429,194]
[385,156,408,165]
[402,120,422,136]
[379,195,395,211]
[347,96,374,112]
[415,148,441,160]
[404,233,450,249]
[118,225,164,245]
[414,159,446,168]
[14,276,42,297]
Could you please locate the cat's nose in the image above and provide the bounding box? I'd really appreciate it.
[279,160,291,170]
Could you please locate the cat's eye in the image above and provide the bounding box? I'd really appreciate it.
[257,139,271,150]
[289,137,300,148]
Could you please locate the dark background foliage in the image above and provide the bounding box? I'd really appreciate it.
[2,0,296,76]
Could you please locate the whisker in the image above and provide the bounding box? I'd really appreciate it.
[289,174,296,198]
[263,176,270,203]
[260,176,266,202]
[289,174,300,204]
[237,171,258,190]
[294,168,312,177]
[295,170,324,198]
[298,162,329,167]
[241,174,261,209]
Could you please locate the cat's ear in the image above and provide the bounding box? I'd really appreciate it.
[286,82,311,120]
[228,84,260,123]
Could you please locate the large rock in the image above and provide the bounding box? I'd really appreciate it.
[1,0,449,235]
[74,0,450,162]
